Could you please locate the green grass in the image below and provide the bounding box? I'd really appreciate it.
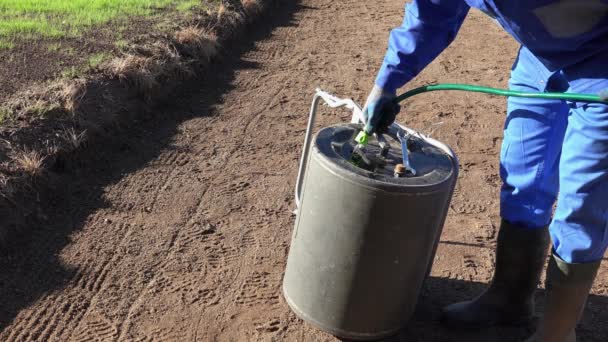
[47,42,62,52]
[0,107,11,123]
[57,52,109,79]
[0,0,209,45]
[176,0,204,12]
[61,65,82,79]
[114,39,129,50]
[0,40,14,49]
[87,52,110,68]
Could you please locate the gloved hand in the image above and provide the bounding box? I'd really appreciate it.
[362,85,400,134]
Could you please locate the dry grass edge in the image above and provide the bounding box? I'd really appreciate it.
[0,0,274,243]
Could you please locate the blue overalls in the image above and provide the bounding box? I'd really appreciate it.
[376,0,608,263]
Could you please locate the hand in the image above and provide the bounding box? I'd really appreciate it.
[362,85,400,134]
[600,89,608,102]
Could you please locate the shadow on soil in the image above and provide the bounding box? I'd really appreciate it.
[0,0,303,332]
[340,276,608,342]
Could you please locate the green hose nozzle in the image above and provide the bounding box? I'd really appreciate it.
[356,83,608,146]
[355,131,369,145]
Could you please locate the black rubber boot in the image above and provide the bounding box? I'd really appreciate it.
[442,219,550,328]
[526,253,601,342]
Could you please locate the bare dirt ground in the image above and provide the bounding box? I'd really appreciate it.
[1,1,607,341]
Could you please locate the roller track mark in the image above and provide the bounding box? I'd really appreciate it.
[132,337,153,342]
[206,245,223,270]
[56,223,138,341]
[204,242,225,270]
[4,305,50,342]
[147,149,190,168]
[23,299,68,342]
[150,274,196,294]
[220,245,241,266]
[36,302,77,342]
[217,181,251,196]
[148,274,219,306]
[175,220,217,249]
[474,222,497,244]
[7,293,87,342]
[72,268,88,290]
[74,263,105,292]
[112,152,192,211]
[483,173,501,188]
[178,208,231,269]
[452,186,462,198]
[133,172,168,195]
[74,223,130,292]
[451,201,487,215]
[138,326,188,342]
[236,271,280,307]
[45,297,91,342]
[464,255,479,276]
[461,120,495,132]
[203,240,241,270]
[116,169,172,212]
[190,288,220,306]
[148,153,193,210]
[113,95,242,340]
[239,229,258,249]
[89,262,112,293]
[115,242,177,340]
[69,312,118,342]
[243,87,285,134]
[116,201,211,340]
[460,161,477,173]
[254,318,286,334]
[32,223,132,342]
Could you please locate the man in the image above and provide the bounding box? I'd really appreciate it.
[363,1,608,341]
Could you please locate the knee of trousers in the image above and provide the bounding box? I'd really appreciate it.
[499,146,560,228]
[499,96,566,229]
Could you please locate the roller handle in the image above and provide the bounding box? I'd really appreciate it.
[295,89,365,210]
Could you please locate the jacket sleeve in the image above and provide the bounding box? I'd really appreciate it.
[375,0,470,93]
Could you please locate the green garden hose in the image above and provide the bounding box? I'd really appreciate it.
[355,83,608,145]
[396,83,607,103]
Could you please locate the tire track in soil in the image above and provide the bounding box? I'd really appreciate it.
[1,136,204,341]
[114,189,216,341]
[114,86,263,339]
[4,221,133,342]
[69,312,119,342]
[2,0,608,341]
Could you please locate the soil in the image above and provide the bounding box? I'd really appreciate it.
[1,0,607,341]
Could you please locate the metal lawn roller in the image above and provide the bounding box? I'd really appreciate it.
[282,84,607,340]
[282,89,458,340]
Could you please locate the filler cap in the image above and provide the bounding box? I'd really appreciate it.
[314,124,454,187]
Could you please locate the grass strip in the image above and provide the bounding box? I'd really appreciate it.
[0,0,210,48]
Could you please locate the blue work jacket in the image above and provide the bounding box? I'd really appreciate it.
[376,0,608,92]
